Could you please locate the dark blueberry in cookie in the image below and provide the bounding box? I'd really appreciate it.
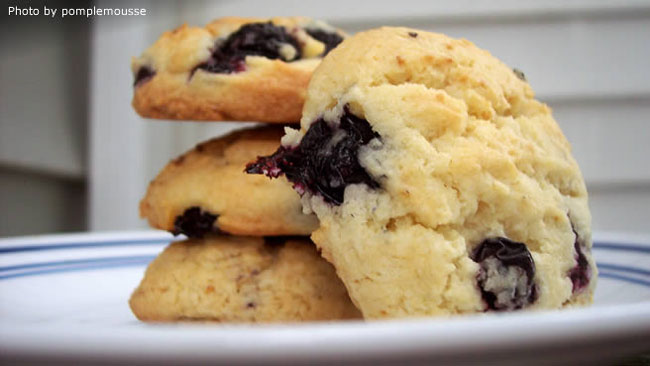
[408,32,418,38]
[172,207,219,238]
[568,227,591,293]
[194,22,301,75]
[194,56,246,74]
[305,28,344,55]
[133,66,155,86]
[471,237,538,311]
[246,106,381,205]
[513,68,526,81]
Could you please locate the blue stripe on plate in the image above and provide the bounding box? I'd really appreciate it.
[4,255,648,280]
[599,271,650,287]
[597,263,650,277]
[0,255,157,273]
[0,238,647,253]
[4,266,648,288]
[0,238,171,253]
[1,256,649,289]
[593,243,650,253]
[0,258,154,280]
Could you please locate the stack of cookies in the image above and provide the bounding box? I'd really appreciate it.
[128,17,361,322]
[130,18,597,322]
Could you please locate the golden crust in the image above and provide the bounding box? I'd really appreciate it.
[139,125,318,236]
[132,16,345,122]
[129,236,362,322]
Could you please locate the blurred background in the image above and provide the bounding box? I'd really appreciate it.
[1,0,649,237]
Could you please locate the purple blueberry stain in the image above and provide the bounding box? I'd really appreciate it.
[471,237,538,311]
[246,106,381,205]
[172,206,220,238]
[133,66,155,86]
[568,225,591,293]
[305,28,344,55]
[193,22,301,75]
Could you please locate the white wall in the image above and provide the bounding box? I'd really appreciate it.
[0,11,88,236]
[90,0,650,233]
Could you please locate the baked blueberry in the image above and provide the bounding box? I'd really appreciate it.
[513,68,526,81]
[305,28,344,55]
[133,66,155,86]
[246,106,380,205]
[195,22,301,75]
[172,206,219,238]
[471,237,537,311]
[569,228,591,293]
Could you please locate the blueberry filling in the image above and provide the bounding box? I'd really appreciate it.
[305,28,344,55]
[172,207,220,238]
[471,237,538,311]
[133,66,155,86]
[568,226,591,293]
[193,22,301,75]
[246,106,380,205]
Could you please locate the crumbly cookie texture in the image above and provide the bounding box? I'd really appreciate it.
[129,236,361,322]
[140,125,318,237]
[248,27,596,318]
[132,16,346,122]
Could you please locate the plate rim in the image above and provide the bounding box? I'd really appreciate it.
[1,302,649,363]
[1,230,649,363]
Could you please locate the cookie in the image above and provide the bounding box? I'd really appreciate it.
[129,236,361,322]
[132,16,346,122]
[140,125,318,237]
[248,27,596,318]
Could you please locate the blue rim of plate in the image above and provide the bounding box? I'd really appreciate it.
[0,238,648,286]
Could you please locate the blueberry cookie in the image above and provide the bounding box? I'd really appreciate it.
[248,27,596,318]
[132,16,345,122]
[140,125,318,237]
[129,236,361,322]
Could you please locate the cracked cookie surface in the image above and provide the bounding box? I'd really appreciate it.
[140,125,318,237]
[252,27,596,318]
[129,236,361,322]
[132,16,345,122]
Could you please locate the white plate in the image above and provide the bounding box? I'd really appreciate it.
[1,231,649,365]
